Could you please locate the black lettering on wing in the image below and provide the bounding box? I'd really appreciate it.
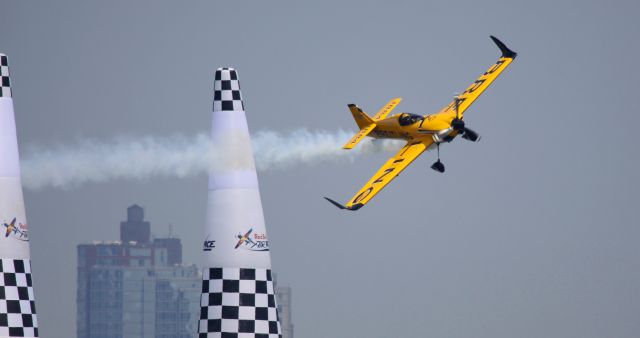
[353,187,374,204]
[465,79,486,94]
[374,168,395,183]
[484,60,505,76]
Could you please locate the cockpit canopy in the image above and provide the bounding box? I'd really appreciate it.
[398,113,424,126]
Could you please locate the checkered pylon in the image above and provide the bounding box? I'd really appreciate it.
[199,267,281,338]
[0,54,11,98]
[0,259,38,338]
[213,67,244,112]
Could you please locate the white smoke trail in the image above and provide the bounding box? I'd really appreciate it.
[20,129,405,190]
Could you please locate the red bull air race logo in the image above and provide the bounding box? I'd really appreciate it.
[2,217,29,242]
[202,228,269,252]
[234,228,269,251]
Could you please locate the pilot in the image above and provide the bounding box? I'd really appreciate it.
[398,113,423,126]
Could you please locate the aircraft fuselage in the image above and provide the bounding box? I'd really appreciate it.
[369,112,460,142]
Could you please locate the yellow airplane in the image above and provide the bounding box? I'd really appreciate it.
[325,36,517,211]
[4,218,16,237]
[234,228,254,249]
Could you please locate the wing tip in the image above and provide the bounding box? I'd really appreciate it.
[323,197,362,211]
[490,35,517,59]
[324,197,346,209]
[349,203,364,210]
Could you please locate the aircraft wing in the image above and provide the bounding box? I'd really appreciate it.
[325,138,432,210]
[373,98,402,121]
[436,36,517,117]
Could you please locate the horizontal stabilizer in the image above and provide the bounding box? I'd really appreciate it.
[373,98,402,121]
[343,123,376,149]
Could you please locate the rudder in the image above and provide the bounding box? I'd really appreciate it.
[343,104,376,150]
[348,104,375,129]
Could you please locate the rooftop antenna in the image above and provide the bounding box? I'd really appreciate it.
[168,223,173,238]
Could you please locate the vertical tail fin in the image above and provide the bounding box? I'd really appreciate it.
[343,104,376,150]
[348,104,374,128]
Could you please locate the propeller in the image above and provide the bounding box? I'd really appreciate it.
[451,95,465,132]
[462,128,480,142]
[451,94,481,142]
[431,95,480,174]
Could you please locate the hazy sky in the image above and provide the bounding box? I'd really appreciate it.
[2,1,640,337]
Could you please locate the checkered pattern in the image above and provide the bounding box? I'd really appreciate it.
[0,259,38,337]
[199,267,281,338]
[0,54,11,98]
[213,67,244,112]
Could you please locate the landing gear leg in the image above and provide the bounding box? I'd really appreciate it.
[431,143,445,173]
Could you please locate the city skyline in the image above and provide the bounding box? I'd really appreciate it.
[77,204,200,338]
[76,204,294,338]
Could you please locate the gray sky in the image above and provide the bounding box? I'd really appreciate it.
[2,0,640,337]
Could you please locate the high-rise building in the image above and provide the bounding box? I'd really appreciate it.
[77,205,200,338]
[153,237,182,266]
[120,204,151,244]
[273,275,294,338]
